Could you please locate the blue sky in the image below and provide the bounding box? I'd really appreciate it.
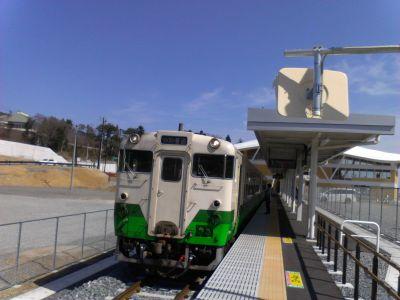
[1,1,399,152]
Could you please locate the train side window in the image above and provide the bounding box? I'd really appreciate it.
[119,150,153,172]
[162,157,182,182]
[192,154,234,179]
[225,156,234,179]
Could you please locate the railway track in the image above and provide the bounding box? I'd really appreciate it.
[113,275,205,300]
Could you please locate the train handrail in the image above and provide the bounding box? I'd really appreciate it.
[340,220,380,252]
[316,213,400,300]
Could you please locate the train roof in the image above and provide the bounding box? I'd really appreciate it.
[121,130,240,156]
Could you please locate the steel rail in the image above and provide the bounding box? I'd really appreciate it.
[113,275,203,300]
[113,280,142,300]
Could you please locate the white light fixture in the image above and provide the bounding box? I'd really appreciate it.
[129,134,140,144]
[209,138,220,149]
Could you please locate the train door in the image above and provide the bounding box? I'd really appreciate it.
[149,153,188,238]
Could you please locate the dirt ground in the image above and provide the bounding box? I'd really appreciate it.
[0,155,30,161]
[0,164,111,190]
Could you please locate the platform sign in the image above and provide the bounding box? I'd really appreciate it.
[276,68,349,120]
[285,271,304,289]
[282,237,293,244]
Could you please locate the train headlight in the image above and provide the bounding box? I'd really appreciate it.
[213,200,221,208]
[120,192,128,201]
[209,138,220,149]
[129,134,140,144]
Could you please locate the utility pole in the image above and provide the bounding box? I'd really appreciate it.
[97,117,105,169]
[69,126,78,191]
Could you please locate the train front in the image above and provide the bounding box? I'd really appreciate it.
[114,131,239,271]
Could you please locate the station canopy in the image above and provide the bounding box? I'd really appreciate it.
[247,108,396,172]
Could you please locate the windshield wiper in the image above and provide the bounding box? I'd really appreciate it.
[124,150,137,179]
[198,164,211,184]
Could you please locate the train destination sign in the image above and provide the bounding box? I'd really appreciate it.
[161,135,188,145]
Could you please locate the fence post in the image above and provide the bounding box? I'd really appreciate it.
[322,220,326,255]
[318,216,322,249]
[81,213,87,258]
[358,187,361,220]
[342,235,348,284]
[396,189,399,242]
[371,254,378,300]
[334,228,338,272]
[350,186,354,219]
[379,188,383,227]
[52,217,60,270]
[354,243,360,300]
[327,224,331,262]
[15,222,23,284]
[397,273,400,296]
[103,210,109,251]
[368,187,371,222]
[316,215,320,248]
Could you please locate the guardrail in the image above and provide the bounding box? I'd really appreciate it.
[317,186,400,242]
[0,160,96,168]
[0,209,115,291]
[316,213,400,300]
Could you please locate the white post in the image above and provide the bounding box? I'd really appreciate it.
[286,171,290,204]
[297,174,304,221]
[288,170,293,205]
[69,127,77,191]
[285,171,288,204]
[293,150,303,214]
[307,135,319,239]
[283,172,287,202]
[291,169,297,212]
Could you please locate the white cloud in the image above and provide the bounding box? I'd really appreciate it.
[110,101,163,126]
[185,88,223,113]
[246,87,275,106]
[333,55,400,96]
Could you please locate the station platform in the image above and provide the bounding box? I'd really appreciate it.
[196,196,344,300]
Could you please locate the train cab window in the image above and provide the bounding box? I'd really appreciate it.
[192,154,234,179]
[225,156,234,179]
[119,150,153,172]
[162,157,182,181]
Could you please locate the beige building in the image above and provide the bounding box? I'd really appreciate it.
[235,140,399,190]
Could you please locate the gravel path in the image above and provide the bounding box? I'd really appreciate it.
[317,243,392,299]
[48,263,202,300]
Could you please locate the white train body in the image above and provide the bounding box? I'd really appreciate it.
[114,130,263,270]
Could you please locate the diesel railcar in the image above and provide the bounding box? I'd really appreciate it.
[114,131,264,271]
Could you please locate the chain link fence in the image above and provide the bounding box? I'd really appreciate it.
[317,186,400,242]
[0,209,115,291]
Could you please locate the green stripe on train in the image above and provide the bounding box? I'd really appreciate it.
[114,193,264,247]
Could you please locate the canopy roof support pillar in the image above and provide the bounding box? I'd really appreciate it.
[294,149,304,215]
[308,135,319,239]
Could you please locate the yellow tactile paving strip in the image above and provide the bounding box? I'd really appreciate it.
[257,202,287,300]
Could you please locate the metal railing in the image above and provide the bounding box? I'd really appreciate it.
[0,209,115,291]
[317,186,400,242]
[316,213,400,300]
